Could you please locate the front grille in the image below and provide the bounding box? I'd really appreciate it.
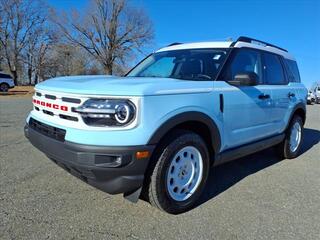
[59,114,78,122]
[29,118,66,142]
[62,97,81,104]
[43,109,54,116]
[45,94,56,100]
[32,91,82,123]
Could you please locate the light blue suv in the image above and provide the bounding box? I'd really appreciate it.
[24,37,307,213]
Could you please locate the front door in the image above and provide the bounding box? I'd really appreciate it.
[217,48,274,150]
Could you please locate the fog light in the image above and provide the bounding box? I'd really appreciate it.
[95,155,122,167]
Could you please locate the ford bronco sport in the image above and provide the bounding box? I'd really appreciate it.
[25,37,307,213]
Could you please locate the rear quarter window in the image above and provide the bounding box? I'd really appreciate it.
[284,59,301,83]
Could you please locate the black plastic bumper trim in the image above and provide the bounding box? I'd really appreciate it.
[24,123,155,195]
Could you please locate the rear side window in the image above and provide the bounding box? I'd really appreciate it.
[263,53,287,85]
[284,59,301,83]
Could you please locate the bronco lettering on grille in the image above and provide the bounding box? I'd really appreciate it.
[33,99,68,111]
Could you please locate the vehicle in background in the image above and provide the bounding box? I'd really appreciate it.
[307,90,315,104]
[315,86,320,104]
[0,73,15,92]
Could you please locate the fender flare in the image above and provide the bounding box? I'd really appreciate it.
[147,111,221,153]
[285,102,306,130]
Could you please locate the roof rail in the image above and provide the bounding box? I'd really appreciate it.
[233,36,288,52]
[167,42,183,47]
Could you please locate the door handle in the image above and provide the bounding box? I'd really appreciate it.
[258,94,270,100]
[288,92,295,98]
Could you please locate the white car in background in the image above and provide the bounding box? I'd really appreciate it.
[307,90,315,104]
[315,86,320,104]
[0,73,15,92]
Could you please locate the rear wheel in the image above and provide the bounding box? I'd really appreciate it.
[0,83,9,92]
[143,130,210,214]
[277,115,304,159]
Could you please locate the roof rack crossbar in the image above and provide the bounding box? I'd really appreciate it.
[234,36,288,52]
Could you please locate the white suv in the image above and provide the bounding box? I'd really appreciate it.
[0,73,15,92]
[315,86,320,104]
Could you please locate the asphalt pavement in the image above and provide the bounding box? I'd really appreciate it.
[0,97,319,240]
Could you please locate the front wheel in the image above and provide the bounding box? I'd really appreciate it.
[144,130,210,214]
[277,115,304,159]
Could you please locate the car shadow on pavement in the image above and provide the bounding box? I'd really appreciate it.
[300,128,320,153]
[195,127,320,208]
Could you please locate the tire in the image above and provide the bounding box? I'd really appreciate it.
[143,130,210,214]
[0,83,9,92]
[277,115,304,159]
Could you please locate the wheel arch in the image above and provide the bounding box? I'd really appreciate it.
[287,102,306,129]
[147,111,221,160]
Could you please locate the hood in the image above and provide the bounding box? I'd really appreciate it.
[35,75,214,96]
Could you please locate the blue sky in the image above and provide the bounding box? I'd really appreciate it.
[48,0,320,88]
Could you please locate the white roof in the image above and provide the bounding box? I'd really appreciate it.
[234,42,295,60]
[157,41,232,52]
[156,40,295,60]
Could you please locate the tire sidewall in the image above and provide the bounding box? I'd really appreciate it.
[284,116,304,159]
[0,83,9,92]
[154,132,210,213]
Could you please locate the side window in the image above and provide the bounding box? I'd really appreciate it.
[263,53,287,85]
[222,48,263,84]
[0,73,11,79]
[284,59,301,83]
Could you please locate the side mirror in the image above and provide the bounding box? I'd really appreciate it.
[229,72,259,86]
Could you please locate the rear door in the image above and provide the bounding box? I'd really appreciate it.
[262,52,293,133]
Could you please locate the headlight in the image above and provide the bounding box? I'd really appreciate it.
[73,99,136,127]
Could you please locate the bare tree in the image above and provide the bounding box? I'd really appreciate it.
[0,5,4,71]
[53,0,154,75]
[0,0,47,85]
[24,21,53,84]
[41,43,97,79]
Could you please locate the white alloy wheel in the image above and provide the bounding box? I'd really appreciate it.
[166,146,204,202]
[289,121,302,153]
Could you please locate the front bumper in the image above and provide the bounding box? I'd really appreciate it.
[24,122,155,195]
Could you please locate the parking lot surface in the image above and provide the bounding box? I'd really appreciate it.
[1,97,319,240]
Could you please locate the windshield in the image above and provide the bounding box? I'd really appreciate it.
[127,48,229,81]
